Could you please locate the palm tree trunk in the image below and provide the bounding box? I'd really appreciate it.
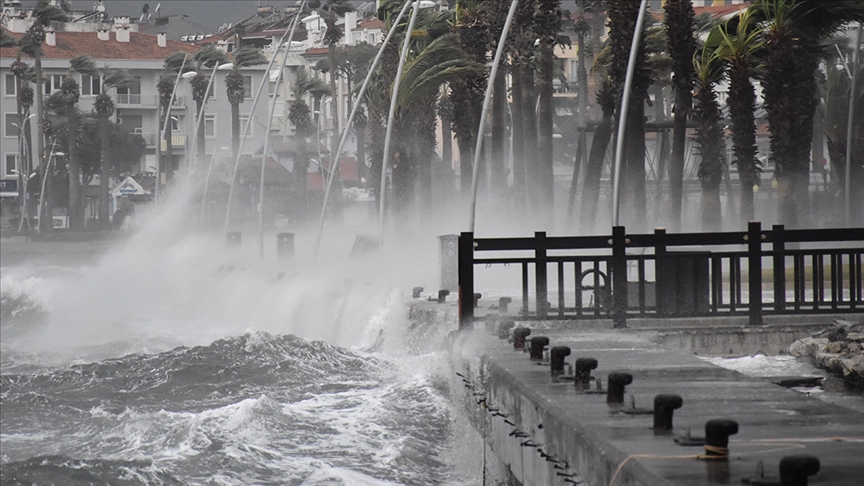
[580,112,613,232]
[231,101,240,161]
[196,99,206,163]
[521,66,537,211]
[67,107,83,231]
[511,63,526,209]
[537,46,555,217]
[34,51,50,233]
[623,101,647,230]
[98,116,111,228]
[491,68,508,199]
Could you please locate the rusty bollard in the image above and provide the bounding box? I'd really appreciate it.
[704,419,738,460]
[574,357,598,390]
[550,346,571,377]
[497,320,515,340]
[606,372,633,404]
[779,455,820,486]
[512,327,531,350]
[529,336,550,360]
[653,394,683,434]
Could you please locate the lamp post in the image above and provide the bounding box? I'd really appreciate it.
[201,146,230,225]
[36,148,65,233]
[12,112,35,232]
[378,0,437,242]
[154,54,193,202]
[845,22,862,226]
[189,62,233,173]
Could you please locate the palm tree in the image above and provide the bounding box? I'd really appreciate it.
[752,0,864,228]
[579,75,616,232]
[93,67,133,229]
[715,10,762,227]
[224,46,265,160]
[45,55,95,231]
[450,0,489,196]
[288,66,330,219]
[663,0,696,231]
[189,46,228,163]
[692,31,726,232]
[535,0,563,219]
[10,57,36,231]
[507,0,536,212]
[320,0,354,143]
[606,0,652,230]
[18,0,67,232]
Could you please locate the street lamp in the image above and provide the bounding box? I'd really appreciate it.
[154,53,193,202]
[378,0,437,241]
[201,146,230,224]
[190,62,233,173]
[12,112,36,231]
[36,148,65,233]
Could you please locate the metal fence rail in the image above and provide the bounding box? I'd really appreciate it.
[457,222,864,329]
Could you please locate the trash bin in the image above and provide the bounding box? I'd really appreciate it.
[226,231,242,247]
[276,232,294,258]
[439,234,458,292]
[656,252,710,316]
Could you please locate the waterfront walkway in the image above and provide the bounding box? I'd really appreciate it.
[446,313,864,486]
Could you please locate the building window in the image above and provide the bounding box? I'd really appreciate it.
[116,76,141,104]
[242,75,253,99]
[5,154,19,176]
[43,74,66,95]
[81,74,101,96]
[5,74,16,97]
[5,113,22,137]
[240,115,252,137]
[204,114,216,138]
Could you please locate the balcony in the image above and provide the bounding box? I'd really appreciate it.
[138,133,187,149]
[116,94,187,108]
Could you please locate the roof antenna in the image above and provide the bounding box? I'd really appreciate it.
[140,2,149,22]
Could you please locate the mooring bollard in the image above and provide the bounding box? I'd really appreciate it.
[704,419,738,460]
[606,372,633,404]
[550,346,571,377]
[276,232,294,258]
[529,336,549,360]
[497,320,515,340]
[574,357,598,390]
[498,296,512,313]
[226,231,242,247]
[512,327,531,350]
[779,455,820,486]
[473,293,482,308]
[412,287,424,298]
[653,394,683,434]
[437,289,449,303]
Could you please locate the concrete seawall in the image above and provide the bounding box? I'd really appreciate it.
[426,301,864,486]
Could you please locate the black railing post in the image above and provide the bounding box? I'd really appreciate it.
[535,231,548,318]
[612,226,628,328]
[458,232,475,330]
[654,227,667,315]
[748,221,763,326]
[772,224,786,311]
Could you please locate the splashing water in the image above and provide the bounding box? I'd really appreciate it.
[1,180,481,485]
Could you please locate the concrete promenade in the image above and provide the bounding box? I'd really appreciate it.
[449,322,864,486]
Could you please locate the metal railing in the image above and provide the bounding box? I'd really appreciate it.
[457,222,864,329]
[116,94,186,108]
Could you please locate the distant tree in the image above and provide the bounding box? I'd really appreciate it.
[320,0,354,146]
[19,0,68,232]
[535,0,563,220]
[715,10,762,227]
[189,46,228,163]
[78,116,146,185]
[579,76,615,232]
[663,0,696,231]
[224,46,265,160]
[93,66,133,228]
[288,66,330,218]
[692,31,726,232]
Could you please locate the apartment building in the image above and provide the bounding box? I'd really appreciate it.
[1,17,269,221]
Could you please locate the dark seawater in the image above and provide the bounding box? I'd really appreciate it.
[0,243,479,486]
[1,323,472,485]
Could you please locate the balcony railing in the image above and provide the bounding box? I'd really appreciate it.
[116,94,186,108]
[138,133,187,149]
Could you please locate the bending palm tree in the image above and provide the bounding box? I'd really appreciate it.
[224,46,266,160]
[692,31,726,232]
[93,66,133,229]
[288,67,330,220]
[715,10,762,227]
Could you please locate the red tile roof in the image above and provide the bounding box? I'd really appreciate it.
[0,30,200,60]
[303,47,329,56]
[354,18,384,31]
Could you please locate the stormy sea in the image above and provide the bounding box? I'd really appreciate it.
[0,195,480,485]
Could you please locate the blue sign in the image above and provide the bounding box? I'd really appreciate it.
[0,179,19,194]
